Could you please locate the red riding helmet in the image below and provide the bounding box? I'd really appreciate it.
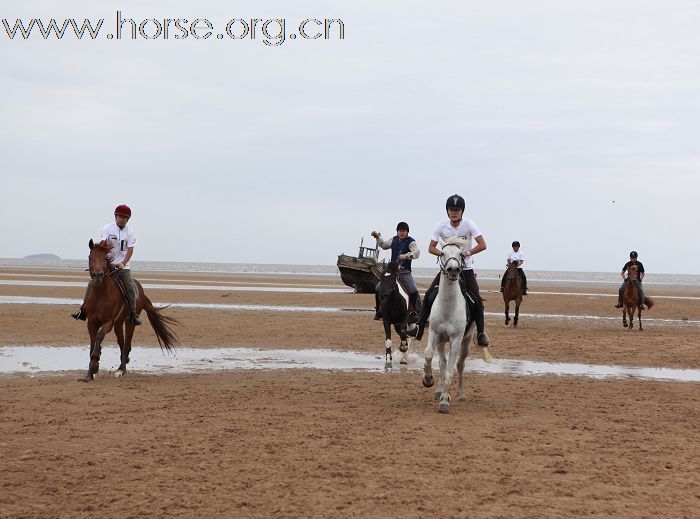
[114,204,132,218]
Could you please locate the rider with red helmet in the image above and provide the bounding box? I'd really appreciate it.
[408,194,491,347]
[71,204,142,325]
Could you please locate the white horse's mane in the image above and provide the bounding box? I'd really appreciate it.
[440,236,470,250]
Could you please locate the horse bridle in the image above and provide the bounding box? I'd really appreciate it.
[438,243,465,276]
[89,250,118,282]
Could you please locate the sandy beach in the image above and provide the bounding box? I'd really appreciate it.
[1,267,698,518]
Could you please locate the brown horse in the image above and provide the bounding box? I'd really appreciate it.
[503,261,524,327]
[622,264,654,331]
[80,239,181,382]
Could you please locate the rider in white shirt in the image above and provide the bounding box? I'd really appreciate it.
[408,194,490,347]
[500,240,528,295]
[71,204,142,325]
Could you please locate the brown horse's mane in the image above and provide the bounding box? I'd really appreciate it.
[93,240,113,252]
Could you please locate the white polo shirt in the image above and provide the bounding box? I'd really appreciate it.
[508,250,525,266]
[431,218,482,270]
[100,222,137,269]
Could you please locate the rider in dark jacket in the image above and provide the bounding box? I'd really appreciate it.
[614,251,646,309]
[371,222,420,320]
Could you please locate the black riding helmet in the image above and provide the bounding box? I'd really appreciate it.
[396,221,409,232]
[446,194,466,212]
[630,251,638,258]
[512,241,520,247]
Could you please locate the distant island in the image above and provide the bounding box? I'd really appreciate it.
[23,253,61,260]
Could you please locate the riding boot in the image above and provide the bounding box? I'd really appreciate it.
[614,285,624,308]
[373,291,383,320]
[499,274,506,293]
[71,305,87,321]
[127,288,142,326]
[408,292,419,321]
[406,285,437,340]
[71,282,92,321]
[129,297,142,326]
[520,271,528,295]
[474,300,490,347]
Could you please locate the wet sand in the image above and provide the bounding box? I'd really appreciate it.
[0,268,698,518]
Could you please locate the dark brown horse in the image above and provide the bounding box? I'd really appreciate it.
[80,239,181,382]
[503,261,524,326]
[622,264,654,331]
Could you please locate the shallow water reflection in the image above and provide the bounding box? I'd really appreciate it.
[0,346,698,382]
[1,295,698,324]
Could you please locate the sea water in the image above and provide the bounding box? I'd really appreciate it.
[1,258,699,287]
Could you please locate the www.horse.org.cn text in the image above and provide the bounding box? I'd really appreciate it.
[1,11,346,46]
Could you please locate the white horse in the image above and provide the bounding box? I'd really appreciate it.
[421,237,485,413]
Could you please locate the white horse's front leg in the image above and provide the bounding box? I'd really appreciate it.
[422,333,437,388]
[456,348,467,402]
[438,335,462,413]
[435,341,447,401]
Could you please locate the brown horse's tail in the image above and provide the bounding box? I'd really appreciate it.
[143,297,181,352]
[644,297,655,310]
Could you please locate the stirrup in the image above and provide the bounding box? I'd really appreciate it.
[131,313,142,326]
[406,325,420,338]
[71,308,86,321]
[614,303,623,309]
[373,312,382,321]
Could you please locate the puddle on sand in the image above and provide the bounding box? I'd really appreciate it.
[0,346,698,383]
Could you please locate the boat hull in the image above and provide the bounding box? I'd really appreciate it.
[337,254,384,293]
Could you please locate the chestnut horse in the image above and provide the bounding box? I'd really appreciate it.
[80,239,181,382]
[622,264,654,331]
[503,261,523,327]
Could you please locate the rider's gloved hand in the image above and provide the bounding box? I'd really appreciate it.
[399,253,410,260]
[116,263,125,269]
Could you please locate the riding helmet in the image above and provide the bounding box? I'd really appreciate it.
[396,221,409,232]
[512,241,520,247]
[629,250,638,258]
[446,194,466,212]
[114,204,132,218]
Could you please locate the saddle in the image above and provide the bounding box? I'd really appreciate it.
[460,284,479,330]
[425,282,478,330]
[112,272,137,313]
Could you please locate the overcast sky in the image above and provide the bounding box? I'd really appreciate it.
[2,1,699,274]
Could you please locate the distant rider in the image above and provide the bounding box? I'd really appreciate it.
[500,240,528,295]
[371,222,421,320]
[71,204,142,325]
[407,194,490,347]
[614,250,645,309]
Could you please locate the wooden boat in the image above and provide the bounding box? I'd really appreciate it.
[337,238,385,293]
